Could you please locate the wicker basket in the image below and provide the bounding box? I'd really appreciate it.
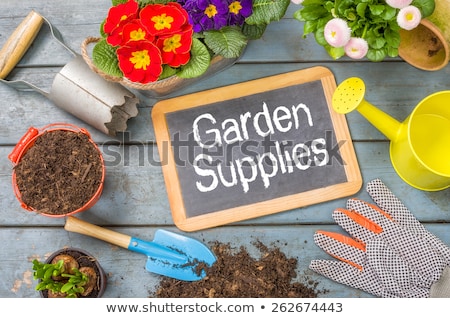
[81,37,243,99]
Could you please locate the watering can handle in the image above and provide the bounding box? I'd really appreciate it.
[0,11,44,79]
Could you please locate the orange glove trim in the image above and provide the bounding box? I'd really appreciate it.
[351,198,394,220]
[337,208,383,234]
[316,230,365,271]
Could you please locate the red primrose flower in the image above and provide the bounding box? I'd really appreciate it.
[103,0,193,84]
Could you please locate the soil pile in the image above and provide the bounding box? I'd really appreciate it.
[153,241,323,298]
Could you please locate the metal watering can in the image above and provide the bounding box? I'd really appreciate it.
[332,77,450,191]
[0,11,139,136]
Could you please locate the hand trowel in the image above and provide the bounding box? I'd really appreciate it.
[64,216,216,281]
[0,11,139,136]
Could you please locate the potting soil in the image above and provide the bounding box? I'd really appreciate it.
[14,130,103,215]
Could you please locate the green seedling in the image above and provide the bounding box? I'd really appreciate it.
[32,259,89,298]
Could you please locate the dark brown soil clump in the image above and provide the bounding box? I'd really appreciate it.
[14,130,103,215]
[153,241,323,298]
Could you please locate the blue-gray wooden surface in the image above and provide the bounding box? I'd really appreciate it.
[0,0,449,298]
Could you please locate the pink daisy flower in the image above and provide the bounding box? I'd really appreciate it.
[397,5,422,31]
[344,37,369,59]
[291,0,304,4]
[386,0,413,9]
[324,18,351,48]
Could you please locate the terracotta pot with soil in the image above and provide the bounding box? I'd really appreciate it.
[32,247,107,298]
[399,19,450,71]
[8,123,105,217]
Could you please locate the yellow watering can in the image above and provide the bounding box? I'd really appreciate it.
[332,77,450,191]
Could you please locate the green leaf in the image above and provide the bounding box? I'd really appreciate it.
[99,20,106,38]
[367,48,386,62]
[92,39,123,78]
[368,35,386,49]
[384,28,400,47]
[159,65,177,80]
[386,45,398,57]
[44,267,54,280]
[380,5,397,21]
[296,5,329,21]
[302,0,327,5]
[367,37,386,50]
[314,25,327,46]
[293,9,304,22]
[412,0,435,17]
[204,26,248,58]
[245,0,290,25]
[112,0,127,6]
[356,3,368,18]
[325,46,345,59]
[369,4,386,16]
[177,38,211,79]
[61,282,75,293]
[242,23,267,40]
[303,20,318,36]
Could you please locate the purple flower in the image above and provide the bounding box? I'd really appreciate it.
[183,0,229,32]
[227,0,253,26]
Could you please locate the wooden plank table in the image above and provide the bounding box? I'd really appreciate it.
[0,0,449,298]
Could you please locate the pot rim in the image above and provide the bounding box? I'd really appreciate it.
[10,123,105,217]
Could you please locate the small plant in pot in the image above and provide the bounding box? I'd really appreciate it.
[8,123,105,217]
[32,247,107,298]
[293,0,436,62]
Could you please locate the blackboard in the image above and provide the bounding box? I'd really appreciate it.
[152,67,362,231]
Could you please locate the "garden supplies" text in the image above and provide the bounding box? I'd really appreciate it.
[191,101,332,193]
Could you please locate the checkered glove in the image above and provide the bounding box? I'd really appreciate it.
[309,179,450,297]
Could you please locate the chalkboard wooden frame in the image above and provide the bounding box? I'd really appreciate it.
[152,66,362,232]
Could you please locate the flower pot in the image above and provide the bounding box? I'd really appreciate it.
[427,0,450,50]
[81,37,244,99]
[39,247,107,298]
[399,19,450,71]
[9,123,105,217]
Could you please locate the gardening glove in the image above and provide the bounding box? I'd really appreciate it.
[366,179,450,263]
[309,179,450,297]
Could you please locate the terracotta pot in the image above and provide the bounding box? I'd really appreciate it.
[39,247,107,298]
[399,19,450,71]
[9,123,105,217]
[427,0,450,50]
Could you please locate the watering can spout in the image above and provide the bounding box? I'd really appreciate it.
[332,77,402,141]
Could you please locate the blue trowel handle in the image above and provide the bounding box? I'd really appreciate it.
[64,216,186,262]
[129,237,187,262]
